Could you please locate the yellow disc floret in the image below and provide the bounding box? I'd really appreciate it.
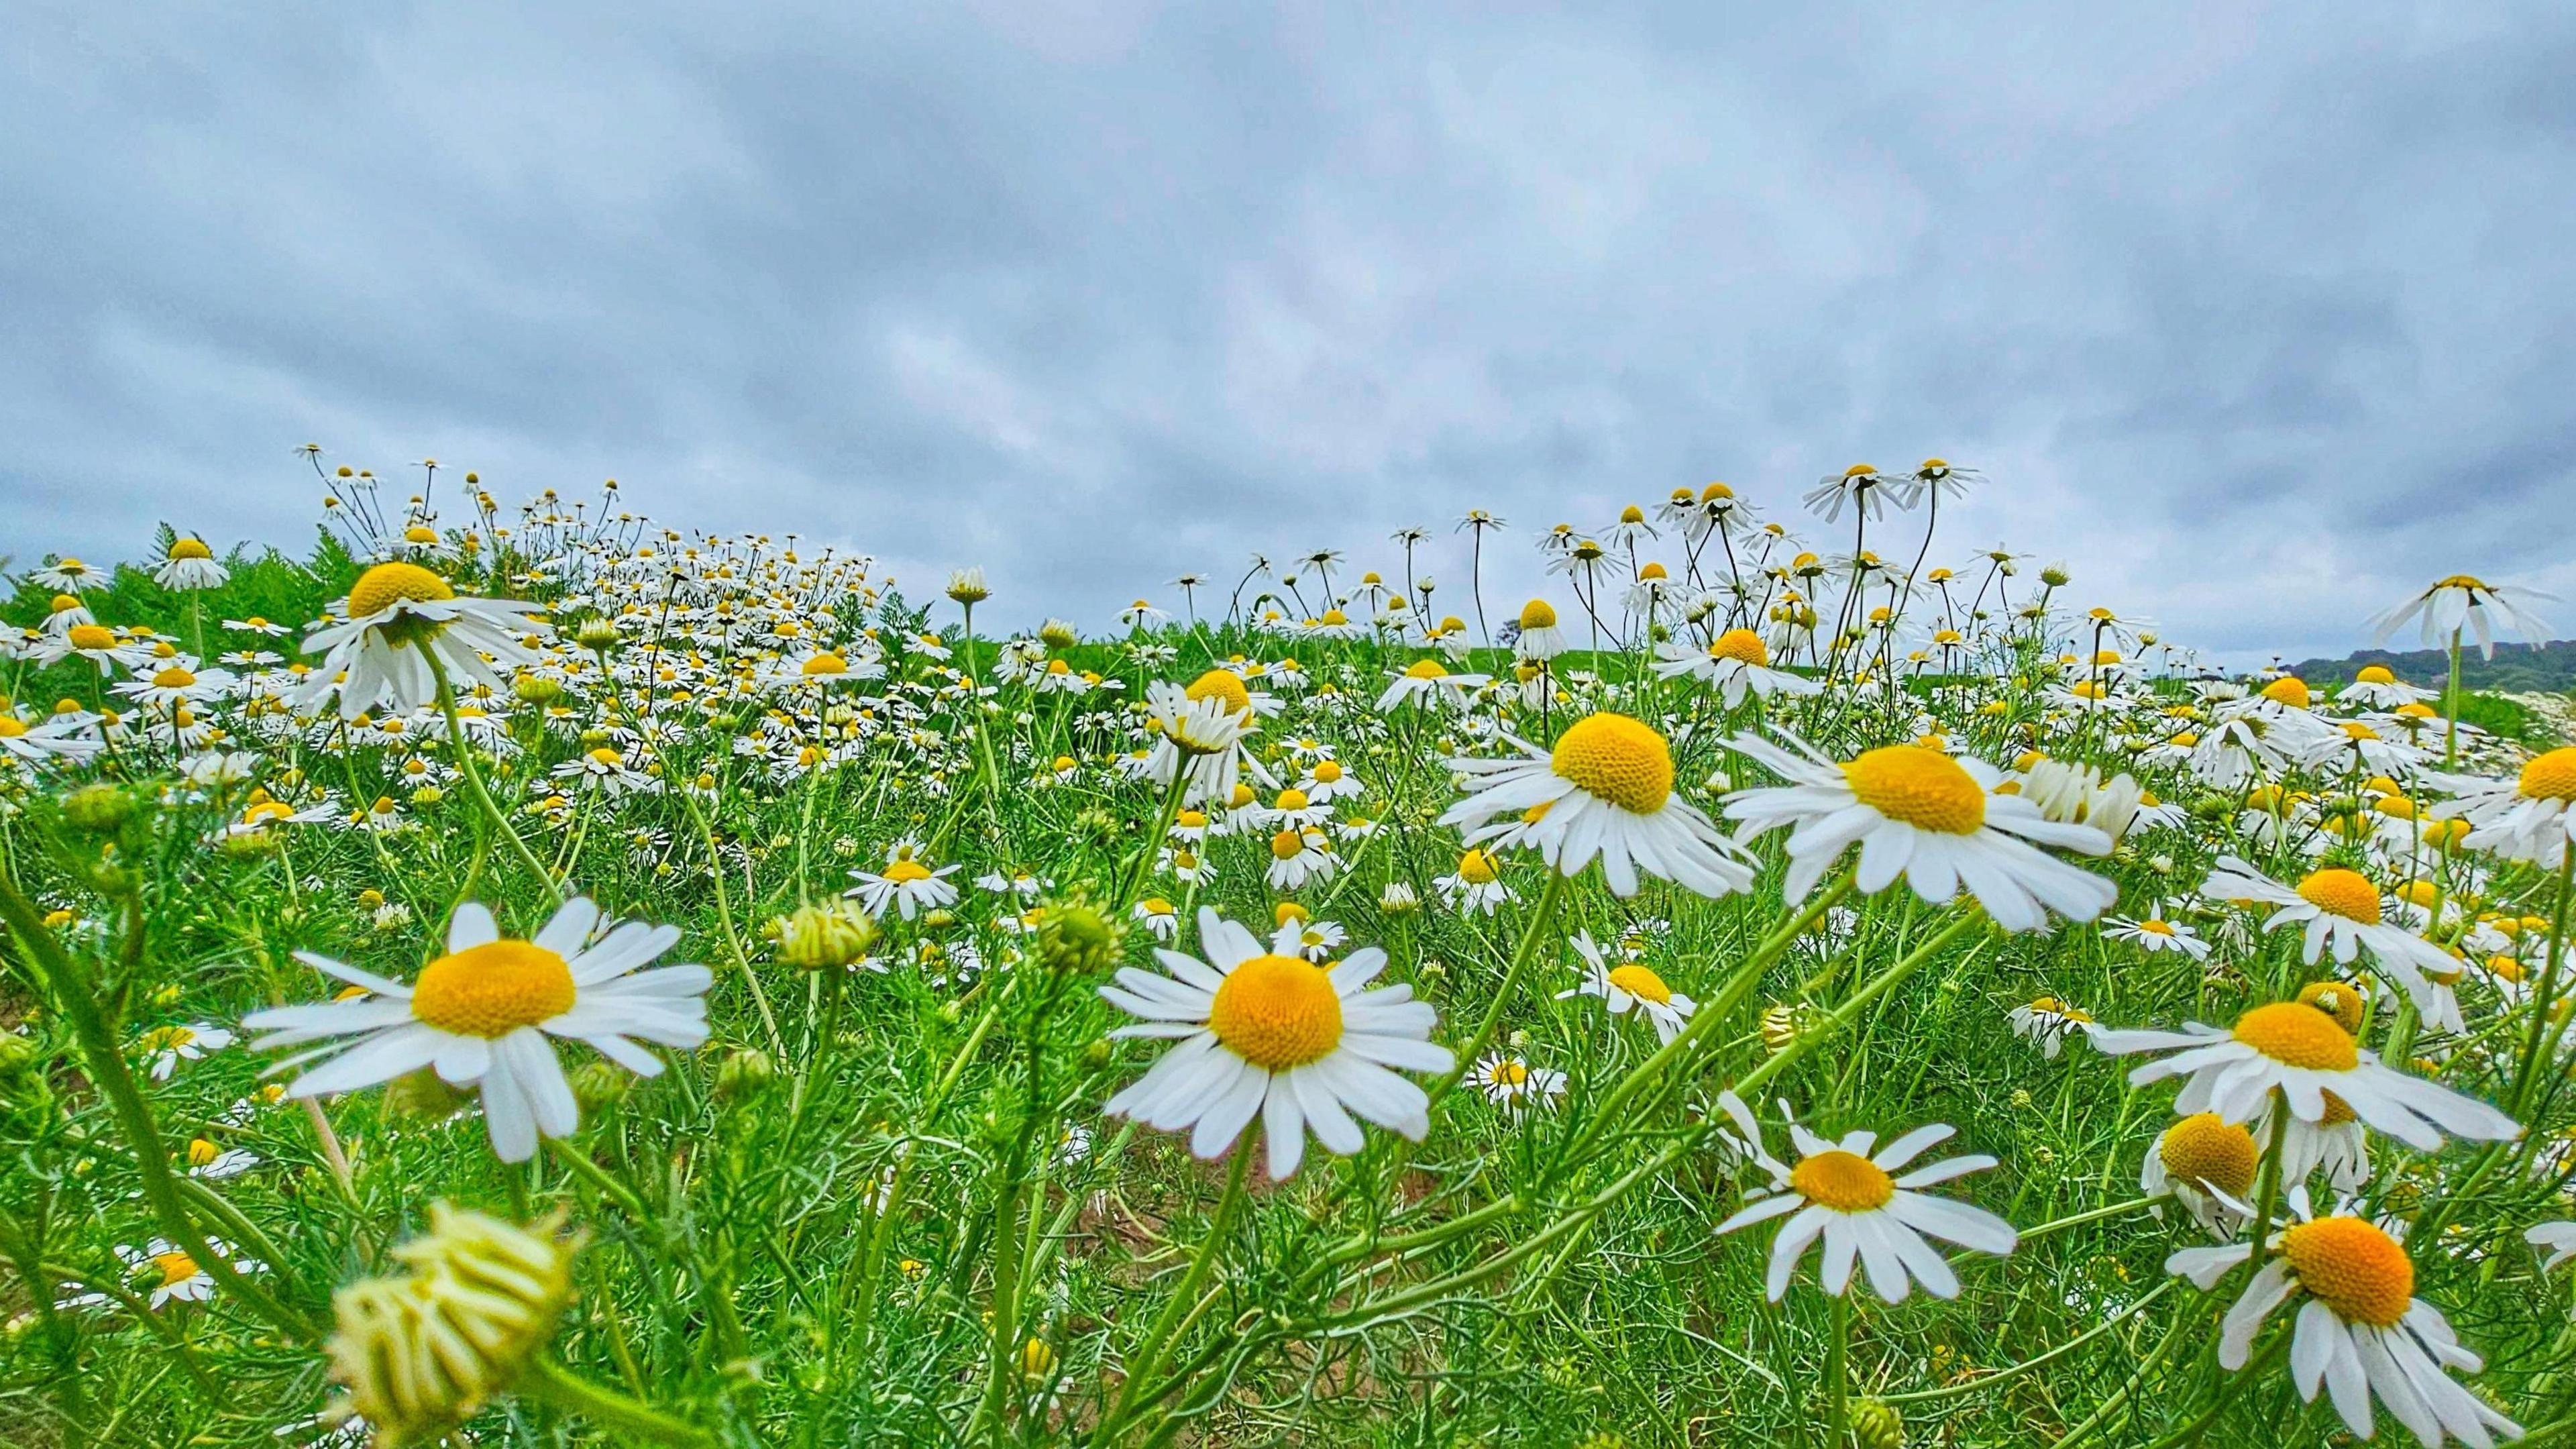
[2259,676,2312,708]
[2296,868,2382,924]
[2279,1216,2414,1328]
[2296,980,2367,1036]
[2158,1113,2259,1199]
[2354,665,2395,684]
[1550,712,1674,814]
[1709,628,1769,666]
[1405,658,1447,679]
[170,538,214,561]
[347,563,456,619]
[66,624,117,651]
[409,940,577,1038]
[2232,1002,2358,1071]
[1790,1150,1895,1213]
[1607,963,1672,1004]
[1456,849,1500,885]
[1185,669,1252,716]
[2519,747,2576,802]
[1519,599,1558,631]
[1843,745,1986,835]
[1208,954,1343,1071]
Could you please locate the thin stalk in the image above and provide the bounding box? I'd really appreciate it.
[1102,1142,1254,1433]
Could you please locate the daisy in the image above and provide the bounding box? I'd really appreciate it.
[296,563,552,720]
[1132,896,1181,943]
[2092,1002,2518,1152]
[138,1022,233,1081]
[82,1239,266,1312]
[1712,1093,2017,1301]
[1512,599,1566,659]
[1803,463,1903,525]
[1557,930,1694,1043]
[152,537,229,590]
[1651,629,1821,706]
[1375,658,1487,714]
[2005,998,2094,1059]
[549,745,660,797]
[2101,914,2211,960]
[28,555,101,592]
[847,841,961,920]
[2424,747,2576,866]
[1265,826,1339,890]
[1469,1053,1566,1114]
[241,897,712,1163]
[2340,665,2436,710]
[2167,1199,2520,1448]
[1138,674,1273,807]
[2371,574,2557,660]
[1434,849,1513,914]
[1097,908,1450,1179]
[34,623,154,676]
[1723,731,2115,932]
[2141,1112,2259,1239]
[2199,857,2459,1020]
[0,708,104,767]
[2530,1221,2576,1273]
[1441,712,1756,899]
[185,1139,262,1179]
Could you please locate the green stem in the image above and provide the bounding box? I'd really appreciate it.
[1103,1142,1254,1432]
[1428,869,1570,1105]
[517,1354,718,1447]
[423,648,561,904]
[1827,1289,1850,1448]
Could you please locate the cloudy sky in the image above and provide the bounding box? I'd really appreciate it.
[6,2,2571,663]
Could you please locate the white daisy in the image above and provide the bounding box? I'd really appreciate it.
[1441,712,1755,900]
[2200,857,2459,1022]
[295,563,551,720]
[2141,1112,2260,1240]
[2424,748,2576,867]
[2092,1002,2518,1153]
[1651,629,1821,707]
[2005,997,2095,1059]
[1556,931,1694,1044]
[846,840,961,920]
[2371,574,2557,660]
[1469,1053,1566,1114]
[1723,730,2115,932]
[152,537,230,591]
[242,897,711,1163]
[1433,849,1513,915]
[1713,1093,2017,1302]
[2101,914,2211,960]
[2167,1198,2520,1448]
[1375,657,1490,713]
[2529,1221,2576,1273]
[1097,908,1450,1179]
[138,1022,232,1081]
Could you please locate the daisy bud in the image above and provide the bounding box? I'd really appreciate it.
[327,1205,576,1443]
[511,674,563,704]
[384,1068,467,1122]
[1850,1399,1904,1449]
[1035,898,1124,978]
[769,900,881,972]
[716,1047,777,1099]
[574,617,622,651]
[60,782,137,835]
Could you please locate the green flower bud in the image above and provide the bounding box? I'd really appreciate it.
[61,783,136,835]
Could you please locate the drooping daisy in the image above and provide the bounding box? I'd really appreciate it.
[242,897,711,1162]
[2005,998,2094,1059]
[1650,629,1821,706]
[1132,896,1181,943]
[1441,712,1755,899]
[847,840,961,920]
[1723,731,2115,932]
[1803,462,1903,525]
[1713,1093,2017,1302]
[297,564,552,720]
[1513,599,1566,659]
[64,1239,267,1312]
[2340,664,2436,710]
[1265,826,1339,890]
[1557,930,1694,1044]
[2167,1199,2520,1448]
[2141,1112,2259,1239]
[152,537,230,591]
[2424,747,2576,867]
[1371,659,1472,714]
[1097,908,1450,1179]
[2092,1002,2518,1152]
[2371,574,2557,660]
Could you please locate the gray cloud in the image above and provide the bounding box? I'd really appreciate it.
[6,1,2573,662]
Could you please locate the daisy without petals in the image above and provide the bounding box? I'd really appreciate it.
[1723,730,2116,932]
[1713,1093,2017,1302]
[1440,711,1755,898]
[243,898,711,1162]
[298,563,551,720]
[2093,1001,2518,1154]
[1098,908,1451,1179]
[2167,1199,2521,1448]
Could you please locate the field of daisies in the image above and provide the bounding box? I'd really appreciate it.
[1,457,2572,1449]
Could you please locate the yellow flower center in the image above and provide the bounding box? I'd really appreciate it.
[1550,712,1674,814]
[1843,745,1986,834]
[152,666,196,689]
[346,563,457,621]
[1312,760,1344,784]
[409,940,578,1038]
[170,538,213,561]
[1270,829,1306,861]
[1207,954,1344,1071]
[2296,869,2381,924]
[2136,919,2175,936]
[1708,628,1770,666]
[66,624,117,651]
[151,1251,202,1288]
[1457,849,1500,885]
[2279,1217,2414,1328]
[2159,1113,2258,1198]
[2433,574,2490,592]
[2231,1002,2358,1071]
[1405,658,1447,680]
[1275,788,1311,812]
[2296,981,2366,1034]
[801,651,848,676]
[1842,462,1877,480]
[1607,963,1671,1004]
[1492,1059,1529,1085]
[0,718,25,739]
[2519,747,2576,802]
[1790,1150,1895,1212]
[2355,665,2395,684]
[1519,599,1558,631]
[2259,677,2311,708]
[1185,669,1252,716]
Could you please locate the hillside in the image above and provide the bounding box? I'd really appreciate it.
[2281,638,2576,692]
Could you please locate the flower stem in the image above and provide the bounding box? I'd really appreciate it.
[1429,869,1570,1105]
[1102,1142,1254,1434]
[423,648,561,904]
[518,1354,718,1446]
